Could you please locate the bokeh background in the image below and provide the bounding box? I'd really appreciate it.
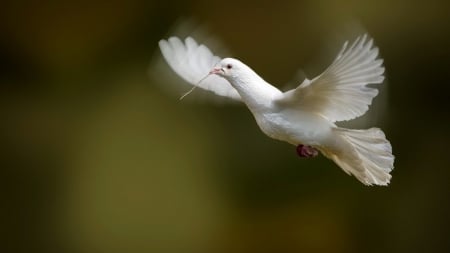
[2,1,450,252]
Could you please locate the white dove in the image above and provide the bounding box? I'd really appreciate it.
[158,34,394,186]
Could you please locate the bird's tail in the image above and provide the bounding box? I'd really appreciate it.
[321,128,394,186]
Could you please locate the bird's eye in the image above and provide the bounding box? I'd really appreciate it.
[226,64,232,69]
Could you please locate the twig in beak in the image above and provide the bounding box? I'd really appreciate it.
[179,86,196,100]
[179,72,211,100]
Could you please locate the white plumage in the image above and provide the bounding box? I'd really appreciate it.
[279,35,384,122]
[158,35,394,186]
[159,37,241,100]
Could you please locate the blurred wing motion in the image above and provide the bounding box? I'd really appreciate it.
[278,34,384,122]
[159,37,241,100]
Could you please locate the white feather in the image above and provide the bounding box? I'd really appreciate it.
[158,37,241,100]
[322,128,394,186]
[277,35,384,122]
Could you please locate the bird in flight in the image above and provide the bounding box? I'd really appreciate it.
[158,34,394,186]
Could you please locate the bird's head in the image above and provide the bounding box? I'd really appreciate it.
[206,57,276,104]
[194,58,250,92]
[209,58,244,79]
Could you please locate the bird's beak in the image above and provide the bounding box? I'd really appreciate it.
[209,67,224,75]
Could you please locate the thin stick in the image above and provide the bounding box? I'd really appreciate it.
[179,73,211,100]
[179,86,197,100]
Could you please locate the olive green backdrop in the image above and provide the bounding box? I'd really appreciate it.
[1,1,450,252]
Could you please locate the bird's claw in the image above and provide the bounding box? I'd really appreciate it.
[296,144,319,158]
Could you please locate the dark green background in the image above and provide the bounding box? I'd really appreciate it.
[2,1,450,252]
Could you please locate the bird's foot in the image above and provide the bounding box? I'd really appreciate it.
[296,144,319,158]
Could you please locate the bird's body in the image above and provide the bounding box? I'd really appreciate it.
[158,35,394,186]
[257,108,335,147]
[215,59,332,146]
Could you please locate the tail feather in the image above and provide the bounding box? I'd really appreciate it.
[323,128,394,186]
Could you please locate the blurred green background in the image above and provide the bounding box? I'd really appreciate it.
[1,0,450,252]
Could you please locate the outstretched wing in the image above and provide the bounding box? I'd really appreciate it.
[277,35,384,122]
[159,37,241,100]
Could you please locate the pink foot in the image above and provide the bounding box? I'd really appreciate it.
[296,144,319,158]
